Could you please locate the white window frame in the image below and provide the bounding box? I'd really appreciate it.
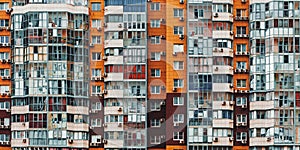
[237,62,247,69]
[150,119,160,127]
[150,102,161,111]
[92,69,101,77]
[173,97,184,105]
[174,79,184,88]
[150,36,160,44]
[92,19,101,28]
[150,20,160,28]
[174,26,184,35]
[173,44,184,53]
[92,86,101,94]
[237,79,247,88]
[236,97,247,105]
[236,132,247,141]
[92,36,101,44]
[150,52,161,61]
[174,9,183,17]
[173,132,184,141]
[91,2,101,11]
[92,52,101,61]
[237,114,247,123]
[151,69,160,77]
[150,86,160,94]
[173,114,184,123]
[173,61,184,70]
[150,135,161,144]
[237,44,246,52]
[150,2,160,11]
[0,69,9,77]
[91,118,102,127]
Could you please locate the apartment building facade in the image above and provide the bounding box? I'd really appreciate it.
[2,0,300,150]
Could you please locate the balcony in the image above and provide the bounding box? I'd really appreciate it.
[124,38,146,47]
[104,106,123,115]
[104,39,123,48]
[212,47,233,57]
[212,137,233,146]
[11,139,28,147]
[67,106,88,115]
[250,137,273,146]
[213,101,234,110]
[104,23,125,32]
[104,139,123,148]
[66,122,89,132]
[212,12,233,22]
[105,89,123,98]
[213,119,233,128]
[11,122,29,130]
[213,31,233,40]
[212,0,233,4]
[105,56,123,65]
[67,139,89,148]
[12,106,29,114]
[213,65,234,75]
[250,101,274,111]
[105,73,123,81]
[250,119,274,128]
[103,122,124,132]
[213,83,233,92]
[104,6,123,15]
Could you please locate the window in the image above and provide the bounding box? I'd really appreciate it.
[174,79,184,88]
[0,20,9,27]
[0,69,9,77]
[91,118,101,127]
[92,69,101,77]
[151,86,160,94]
[91,135,102,143]
[150,52,160,61]
[91,102,101,110]
[237,115,247,123]
[284,55,289,63]
[236,97,247,105]
[92,36,101,44]
[173,61,184,70]
[150,136,161,144]
[173,44,184,53]
[173,114,184,123]
[174,26,184,35]
[0,134,9,142]
[173,97,184,105]
[150,36,160,44]
[0,36,9,43]
[174,9,183,17]
[92,3,101,11]
[237,79,246,88]
[194,9,204,18]
[151,119,160,127]
[237,44,246,52]
[150,3,160,11]
[151,69,160,77]
[92,19,101,28]
[173,132,184,140]
[236,132,247,141]
[236,26,246,35]
[236,62,247,69]
[150,20,160,28]
[0,3,8,10]
[92,86,101,94]
[150,101,160,111]
[236,9,246,17]
[92,52,101,60]
[0,102,9,109]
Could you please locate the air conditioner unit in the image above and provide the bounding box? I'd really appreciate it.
[0,125,3,128]
[6,27,10,31]
[173,87,177,92]
[89,43,94,47]
[103,123,107,127]
[229,101,234,105]
[97,26,101,31]
[229,137,234,142]
[222,101,226,105]
[118,107,122,111]
[229,84,233,88]
[230,31,234,35]
[214,13,218,17]
[179,17,184,21]
[160,118,165,122]
[68,139,73,144]
[214,67,218,71]
[102,56,107,60]
[242,104,247,108]
[179,34,184,40]
[179,139,184,143]
[89,126,94,129]
[173,122,179,127]
[103,90,107,94]
[147,0,152,2]
[6,59,10,63]
[179,0,184,4]
[22,139,26,143]
[242,122,247,126]
[22,122,26,126]
[103,23,107,27]
[5,109,10,112]
[241,0,246,3]
[236,52,241,55]
[267,137,271,141]
[213,48,218,52]
[6,8,13,14]
[160,51,166,56]
[118,24,122,28]
[118,123,122,127]
[241,140,247,144]
[103,72,107,77]
[160,18,165,23]
[160,101,165,105]
[237,122,242,126]
[219,48,223,52]
[213,137,218,142]
[103,139,108,144]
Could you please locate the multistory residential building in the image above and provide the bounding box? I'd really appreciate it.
[249,0,300,149]
[0,0,12,149]
[10,1,90,150]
